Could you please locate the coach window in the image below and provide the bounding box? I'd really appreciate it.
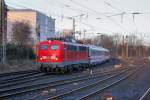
[71,45,73,51]
[51,44,59,50]
[83,47,86,51]
[79,46,81,51]
[105,51,109,55]
[68,45,72,51]
[40,45,48,50]
[74,46,77,51]
[67,45,72,51]
[64,44,68,50]
[99,51,101,55]
[79,46,88,52]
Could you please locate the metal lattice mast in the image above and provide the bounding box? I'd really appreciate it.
[0,0,6,64]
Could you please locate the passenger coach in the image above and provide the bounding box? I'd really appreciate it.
[88,45,110,65]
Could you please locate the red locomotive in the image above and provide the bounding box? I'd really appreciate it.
[38,38,110,73]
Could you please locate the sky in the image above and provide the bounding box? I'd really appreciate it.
[5,0,150,44]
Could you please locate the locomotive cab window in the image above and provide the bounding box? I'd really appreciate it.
[40,45,48,50]
[51,44,59,50]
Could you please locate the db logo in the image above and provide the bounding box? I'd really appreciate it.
[102,93,113,100]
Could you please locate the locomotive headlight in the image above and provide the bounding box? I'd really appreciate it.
[55,56,58,60]
[40,57,43,60]
[42,56,47,59]
[50,55,55,59]
[50,55,58,60]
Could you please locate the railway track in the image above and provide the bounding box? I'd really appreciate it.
[139,87,150,100]
[0,73,45,89]
[0,67,132,99]
[43,67,139,100]
[0,69,39,77]
[77,68,141,100]
[0,70,42,84]
[0,70,40,79]
[29,68,131,100]
[0,65,118,88]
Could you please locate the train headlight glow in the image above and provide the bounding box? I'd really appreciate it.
[42,56,47,59]
[50,55,58,60]
[55,57,58,60]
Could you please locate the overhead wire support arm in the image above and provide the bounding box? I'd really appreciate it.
[70,0,130,33]
[132,12,141,22]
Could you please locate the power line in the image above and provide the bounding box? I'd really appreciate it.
[56,0,127,31]
[48,0,87,14]
[70,0,130,33]
[7,0,132,33]
[104,1,122,12]
[6,1,31,9]
[76,21,115,33]
[103,1,147,34]
[7,1,62,20]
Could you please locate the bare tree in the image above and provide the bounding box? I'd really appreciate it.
[92,34,114,55]
[99,34,114,50]
[80,33,149,58]
[112,33,122,56]
[11,21,32,45]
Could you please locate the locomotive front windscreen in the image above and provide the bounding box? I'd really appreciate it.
[40,45,48,50]
[51,44,59,50]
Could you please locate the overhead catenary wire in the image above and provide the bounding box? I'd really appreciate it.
[7,1,86,21]
[47,0,87,14]
[76,21,114,33]
[6,1,36,10]
[69,0,131,33]
[6,0,128,33]
[104,1,123,13]
[52,0,133,33]
[6,2,93,35]
[103,1,142,33]
[7,0,150,34]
